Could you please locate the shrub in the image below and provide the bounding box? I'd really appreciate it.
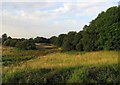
[9,40,17,47]
[68,64,119,84]
[3,39,11,46]
[16,40,36,50]
[2,33,7,44]
[76,41,83,51]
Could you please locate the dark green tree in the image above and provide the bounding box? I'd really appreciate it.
[49,36,58,45]
[16,40,36,50]
[76,41,83,51]
[34,36,49,43]
[56,34,67,47]
[73,31,83,50]
[3,39,11,46]
[2,33,7,44]
[62,31,76,51]
[9,39,18,47]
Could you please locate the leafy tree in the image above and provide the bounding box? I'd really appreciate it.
[62,40,73,51]
[7,36,12,39]
[0,37,2,44]
[82,6,120,51]
[2,33,7,44]
[34,36,41,43]
[20,38,26,41]
[56,34,67,47]
[82,31,92,51]
[83,25,88,31]
[34,36,49,43]
[76,41,83,51]
[1,6,120,51]
[9,39,17,47]
[73,31,83,50]
[3,39,11,46]
[29,38,34,43]
[62,31,76,51]
[49,36,58,45]
[39,37,49,43]
[16,40,36,50]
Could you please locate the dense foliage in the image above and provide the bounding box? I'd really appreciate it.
[2,6,120,51]
[50,6,120,51]
[2,34,37,50]
[1,34,51,50]
[2,45,118,84]
[2,6,119,84]
[16,40,36,50]
[34,36,49,43]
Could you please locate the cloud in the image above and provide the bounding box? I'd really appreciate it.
[2,0,119,2]
[53,3,73,13]
[1,1,118,38]
[53,1,117,17]
[2,9,57,22]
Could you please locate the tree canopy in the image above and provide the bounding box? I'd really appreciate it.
[1,6,120,51]
[52,6,120,51]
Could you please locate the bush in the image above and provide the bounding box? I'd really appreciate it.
[76,41,83,51]
[62,41,73,51]
[3,64,119,84]
[3,39,11,46]
[2,33,7,44]
[16,40,36,50]
[68,64,119,84]
[2,56,34,66]
[9,40,17,47]
[2,68,73,84]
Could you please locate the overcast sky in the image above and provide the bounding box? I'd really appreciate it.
[1,0,119,38]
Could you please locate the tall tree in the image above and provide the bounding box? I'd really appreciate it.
[2,33,7,44]
[49,36,58,45]
[56,34,67,47]
[62,31,77,51]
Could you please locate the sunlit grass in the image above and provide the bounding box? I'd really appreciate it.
[25,51,118,68]
[2,46,119,83]
[2,46,119,84]
[2,50,118,75]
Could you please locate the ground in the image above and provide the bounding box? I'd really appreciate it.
[1,44,119,84]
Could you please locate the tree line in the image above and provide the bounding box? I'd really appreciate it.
[50,6,120,51]
[2,34,50,50]
[1,6,120,51]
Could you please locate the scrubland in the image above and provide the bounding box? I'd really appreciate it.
[2,45,119,84]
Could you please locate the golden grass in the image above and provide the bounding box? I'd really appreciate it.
[3,51,118,75]
[27,51,118,68]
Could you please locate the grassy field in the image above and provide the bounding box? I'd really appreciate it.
[2,45,119,84]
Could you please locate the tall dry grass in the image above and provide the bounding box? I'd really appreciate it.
[3,50,118,75]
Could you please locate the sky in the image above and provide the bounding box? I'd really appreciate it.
[0,0,119,38]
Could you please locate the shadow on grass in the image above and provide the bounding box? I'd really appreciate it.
[2,64,119,84]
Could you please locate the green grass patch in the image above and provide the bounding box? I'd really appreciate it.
[2,46,60,66]
[2,64,119,84]
[67,64,119,84]
[2,67,73,84]
[2,46,119,84]
[2,56,34,66]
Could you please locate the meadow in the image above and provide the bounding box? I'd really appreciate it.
[1,5,120,84]
[2,45,119,84]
